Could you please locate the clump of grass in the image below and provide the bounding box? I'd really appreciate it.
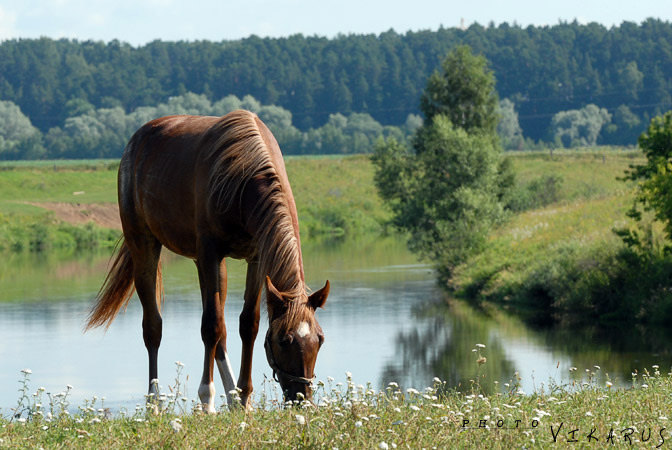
[3,346,672,448]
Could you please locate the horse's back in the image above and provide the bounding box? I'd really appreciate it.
[119,115,222,257]
[118,111,276,260]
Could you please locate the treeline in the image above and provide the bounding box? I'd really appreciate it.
[0,19,670,147]
[0,93,418,159]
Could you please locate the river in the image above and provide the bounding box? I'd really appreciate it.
[1,237,670,414]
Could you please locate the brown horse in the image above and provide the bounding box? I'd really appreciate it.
[86,110,329,412]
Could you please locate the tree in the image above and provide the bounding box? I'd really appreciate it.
[602,105,643,146]
[419,45,499,135]
[550,104,611,148]
[372,45,509,283]
[0,100,45,159]
[620,112,672,248]
[497,99,524,150]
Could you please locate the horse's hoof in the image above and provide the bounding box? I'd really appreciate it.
[202,403,217,415]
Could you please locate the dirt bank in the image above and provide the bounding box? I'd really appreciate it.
[29,202,121,230]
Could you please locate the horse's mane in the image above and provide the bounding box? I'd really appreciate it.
[206,110,307,325]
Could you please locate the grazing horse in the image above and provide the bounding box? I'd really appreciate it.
[86,110,329,412]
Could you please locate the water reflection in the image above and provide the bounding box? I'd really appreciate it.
[1,237,672,414]
[382,300,672,394]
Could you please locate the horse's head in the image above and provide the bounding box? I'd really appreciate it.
[264,276,329,402]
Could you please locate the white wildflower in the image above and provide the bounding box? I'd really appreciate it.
[21,368,32,375]
[379,442,389,450]
[170,418,182,433]
[534,409,551,417]
[295,414,306,426]
[475,344,486,348]
[354,421,363,428]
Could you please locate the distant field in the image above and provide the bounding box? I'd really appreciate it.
[0,150,642,237]
[0,155,390,244]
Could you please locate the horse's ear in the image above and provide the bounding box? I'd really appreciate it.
[308,280,329,310]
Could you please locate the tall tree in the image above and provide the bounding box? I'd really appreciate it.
[419,45,499,134]
[372,46,510,284]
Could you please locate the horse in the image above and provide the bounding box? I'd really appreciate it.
[85,109,329,412]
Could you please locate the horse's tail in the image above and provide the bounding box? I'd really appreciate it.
[85,239,162,330]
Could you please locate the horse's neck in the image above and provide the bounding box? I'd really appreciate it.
[253,115,306,287]
[251,205,305,299]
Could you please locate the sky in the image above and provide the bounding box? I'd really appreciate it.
[0,0,670,46]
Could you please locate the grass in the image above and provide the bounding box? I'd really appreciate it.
[2,357,671,448]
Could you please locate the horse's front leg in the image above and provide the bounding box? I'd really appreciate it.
[214,259,237,406]
[238,260,262,409]
[195,246,227,414]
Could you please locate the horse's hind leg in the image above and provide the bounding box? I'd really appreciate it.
[127,235,163,398]
[195,243,228,413]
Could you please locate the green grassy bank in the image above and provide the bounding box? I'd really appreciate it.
[2,363,670,448]
[453,149,672,327]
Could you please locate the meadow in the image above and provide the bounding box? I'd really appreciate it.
[2,357,670,448]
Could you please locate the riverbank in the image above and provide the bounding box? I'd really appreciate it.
[5,151,671,328]
[452,149,672,327]
[2,363,670,448]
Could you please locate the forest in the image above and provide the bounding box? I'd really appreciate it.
[0,19,670,159]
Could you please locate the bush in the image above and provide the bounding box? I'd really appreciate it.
[506,174,564,212]
[0,213,118,253]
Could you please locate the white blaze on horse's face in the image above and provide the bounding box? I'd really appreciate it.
[296,321,310,338]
